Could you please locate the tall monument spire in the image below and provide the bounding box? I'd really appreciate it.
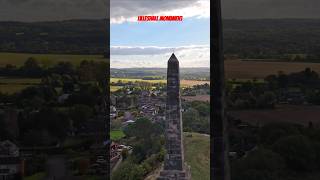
[157,53,190,180]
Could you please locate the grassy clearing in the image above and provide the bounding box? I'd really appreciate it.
[0,52,106,67]
[24,172,46,180]
[184,132,210,180]
[110,130,125,141]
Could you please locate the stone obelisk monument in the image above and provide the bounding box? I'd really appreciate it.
[158,53,190,180]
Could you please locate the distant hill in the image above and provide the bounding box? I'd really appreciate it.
[1,19,320,60]
[0,19,108,54]
[111,68,210,80]
[223,19,320,60]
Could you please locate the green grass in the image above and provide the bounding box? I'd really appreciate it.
[24,172,46,180]
[110,130,125,141]
[184,132,210,180]
[0,52,106,67]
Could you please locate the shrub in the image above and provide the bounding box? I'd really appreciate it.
[232,148,285,180]
[272,135,316,171]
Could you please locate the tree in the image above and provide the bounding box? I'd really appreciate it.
[277,71,288,88]
[259,123,301,145]
[256,92,276,109]
[123,118,164,162]
[0,113,10,140]
[272,135,316,171]
[193,101,210,116]
[51,61,74,75]
[232,148,285,180]
[22,57,43,77]
[124,118,155,139]
[68,104,93,128]
[183,108,201,132]
[111,160,145,180]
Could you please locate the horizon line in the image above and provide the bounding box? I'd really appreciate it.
[2,17,320,23]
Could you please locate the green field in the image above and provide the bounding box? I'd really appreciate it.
[110,130,125,141]
[0,77,41,94]
[0,52,107,67]
[184,132,210,180]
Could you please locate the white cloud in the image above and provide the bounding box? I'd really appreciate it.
[110,0,209,24]
[110,45,210,68]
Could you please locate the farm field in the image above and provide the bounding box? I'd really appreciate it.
[110,86,122,92]
[0,84,34,94]
[0,77,41,84]
[180,80,210,86]
[111,78,166,84]
[111,78,210,87]
[0,52,107,67]
[225,59,320,79]
[184,132,210,180]
[229,104,320,127]
[0,77,41,94]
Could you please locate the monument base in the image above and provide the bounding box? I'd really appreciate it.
[157,170,188,180]
[157,164,191,180]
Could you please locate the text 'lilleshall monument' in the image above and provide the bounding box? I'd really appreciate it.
[157,53,191,180]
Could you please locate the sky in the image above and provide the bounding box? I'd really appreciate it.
[1,0,320,67]
[1,0,320,21]
[109,0,320,68]
[110,0,210,68]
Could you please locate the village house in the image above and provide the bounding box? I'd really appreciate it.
[137,90,165,122]
[0,140,23,180]
[110,106,117,119]
[57,93,71,104]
